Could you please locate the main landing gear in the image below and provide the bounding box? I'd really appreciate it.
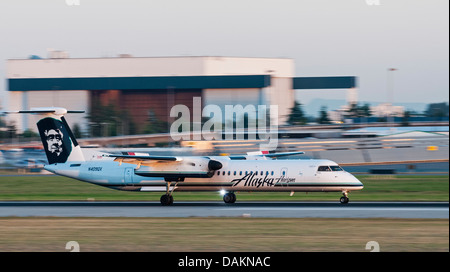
[160,181,179,206]
[160,194,174,206]
[340,191,350,204]
[223,192,236,204]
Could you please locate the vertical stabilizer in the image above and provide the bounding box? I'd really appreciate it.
[16,107,85,164]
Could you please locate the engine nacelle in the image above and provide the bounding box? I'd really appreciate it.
[208,160,223,171]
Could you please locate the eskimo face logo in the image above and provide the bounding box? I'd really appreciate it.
[45,129,64,156]
[37,117,72,164]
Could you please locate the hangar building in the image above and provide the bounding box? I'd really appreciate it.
[6,56,357,134]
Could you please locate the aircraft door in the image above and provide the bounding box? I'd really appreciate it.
[280,167,289,187]
[124,167,134,184]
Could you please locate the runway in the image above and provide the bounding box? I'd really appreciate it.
[0,201,447,219]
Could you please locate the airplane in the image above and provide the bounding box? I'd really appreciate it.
[8,107,363,205]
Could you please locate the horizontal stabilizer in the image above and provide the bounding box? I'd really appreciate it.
[3,107,84,115]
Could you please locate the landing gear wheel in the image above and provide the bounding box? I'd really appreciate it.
[340,196,349,204]
[230,193,236,203]
[160,194,174,206]
[223,192,236,204]
[340,191,350,204]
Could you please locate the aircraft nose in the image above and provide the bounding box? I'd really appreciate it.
[346,172,363,187]
[353,175,364,188]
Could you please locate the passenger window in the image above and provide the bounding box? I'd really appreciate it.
[271,171,274,176]
[218,171,220,176]
[228,171,231,176]
[318,166,331,172]
[233,171,236,175]
[240,171,242,175]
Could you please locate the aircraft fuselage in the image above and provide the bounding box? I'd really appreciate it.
[45,158,363,193]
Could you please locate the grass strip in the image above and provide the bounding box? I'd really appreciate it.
[0,217,447,252]
[0,175,447,202]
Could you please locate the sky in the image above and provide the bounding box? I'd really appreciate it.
[0,0,448,109]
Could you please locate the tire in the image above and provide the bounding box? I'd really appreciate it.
[160,194,171,206]
[340,196,349,204]
[230,193,236,203]
[223,193,232,203]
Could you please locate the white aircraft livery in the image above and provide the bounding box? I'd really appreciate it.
[11,108,363,205]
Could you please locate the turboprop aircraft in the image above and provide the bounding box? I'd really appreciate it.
[8,107,363,205]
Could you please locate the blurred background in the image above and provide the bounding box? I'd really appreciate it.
[0,0,448,174]
[0,0,448,253]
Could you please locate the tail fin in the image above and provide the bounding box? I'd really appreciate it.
[13,107,85,164]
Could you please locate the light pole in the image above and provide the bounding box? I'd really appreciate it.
[387,68,398,125]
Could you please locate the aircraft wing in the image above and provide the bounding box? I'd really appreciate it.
[105,153,223,180]
[105,154,182,162]
[229,151,305,160]
[263,151,305,158]
[134,169,212,179]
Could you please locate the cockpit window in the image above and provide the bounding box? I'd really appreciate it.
[330,166,344,171]
[318,166,331,172]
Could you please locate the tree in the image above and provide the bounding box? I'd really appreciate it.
[21,129,39,138]
[317,106,330,124]
[72,123,83,139]
[142,109,169,134]
[287,101,307,125]
[86,104,136,137]
[0,121,17,140]
[402,110,411,126]
[425,102,449,118]
[346,103,372,118]
[360,103,372,117]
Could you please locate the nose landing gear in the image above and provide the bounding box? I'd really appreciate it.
[340,191,350,204]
